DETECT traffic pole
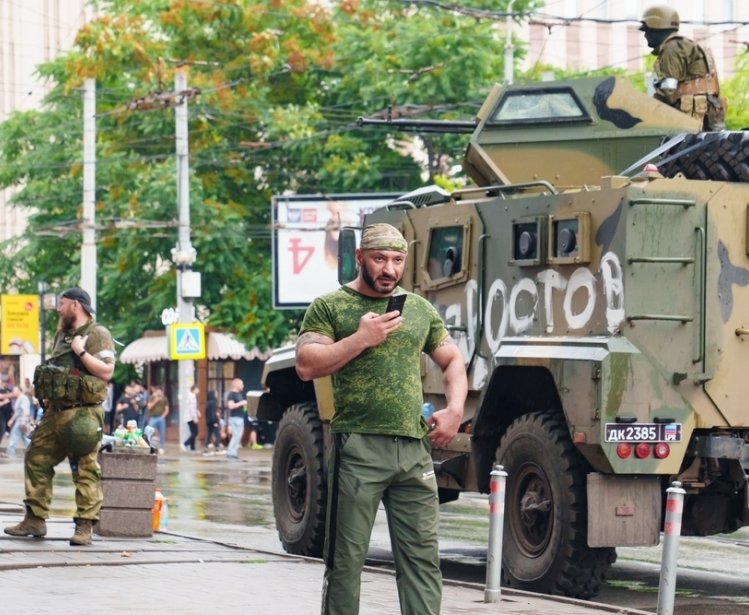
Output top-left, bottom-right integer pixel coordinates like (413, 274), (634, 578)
(485, 463), (508, 603)
(656, 480), (686, 615)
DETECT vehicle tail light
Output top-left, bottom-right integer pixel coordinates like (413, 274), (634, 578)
(616, 443), (632, 459)
(654, 442), (670, 459)
(635, 443), (651, 459)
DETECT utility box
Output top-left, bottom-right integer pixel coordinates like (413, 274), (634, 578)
(96, 449), (158, 538)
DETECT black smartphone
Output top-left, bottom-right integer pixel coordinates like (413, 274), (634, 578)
(386, 294), (407, 315)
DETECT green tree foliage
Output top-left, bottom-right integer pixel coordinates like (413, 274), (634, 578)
(0, 0), (537, 354)
(722, 51), (749, 130)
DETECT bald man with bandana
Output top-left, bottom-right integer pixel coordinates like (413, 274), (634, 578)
(296, 223), (467, 615)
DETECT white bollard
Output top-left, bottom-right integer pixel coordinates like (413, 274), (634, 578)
(656, 480), (686, 615)
(485, 463), (508, 603)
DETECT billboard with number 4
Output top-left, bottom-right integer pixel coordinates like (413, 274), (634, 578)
(271, 193), (400, 308)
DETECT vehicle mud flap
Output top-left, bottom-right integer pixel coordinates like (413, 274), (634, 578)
(433, 454), (468, 488)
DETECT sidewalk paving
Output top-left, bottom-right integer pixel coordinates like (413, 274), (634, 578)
(0, 500), (649, 615)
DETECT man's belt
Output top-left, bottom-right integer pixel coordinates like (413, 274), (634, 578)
(676, 74), (719, 98)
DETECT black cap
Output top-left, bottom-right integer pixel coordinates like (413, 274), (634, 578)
(60, 287), (95, 315)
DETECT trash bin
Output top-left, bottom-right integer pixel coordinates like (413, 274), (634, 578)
(95, 449), (158, 537)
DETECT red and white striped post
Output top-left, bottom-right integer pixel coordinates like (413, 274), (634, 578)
(485, 463), (508, 603)
(656, 480), (686, 615)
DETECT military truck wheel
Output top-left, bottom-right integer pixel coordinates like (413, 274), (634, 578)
(497, 411), (615, 599)
(272, 402), (327, 557)
(658, 132), (749, 182)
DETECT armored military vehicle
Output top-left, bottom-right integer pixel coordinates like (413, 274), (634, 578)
(250, 76), (749, 599)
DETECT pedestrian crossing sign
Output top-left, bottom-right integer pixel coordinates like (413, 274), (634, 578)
(169, 322), (206, 360)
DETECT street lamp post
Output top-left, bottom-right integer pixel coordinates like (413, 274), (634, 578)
(37, 280), (49, 364)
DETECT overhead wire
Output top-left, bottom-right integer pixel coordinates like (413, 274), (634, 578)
(4, 1), (747, 207)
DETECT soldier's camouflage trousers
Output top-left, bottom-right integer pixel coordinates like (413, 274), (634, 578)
(23, 405), (104, 520)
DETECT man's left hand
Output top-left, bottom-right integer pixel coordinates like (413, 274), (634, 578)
(427, 407), (462, 448)
(71, 335), (89, 355)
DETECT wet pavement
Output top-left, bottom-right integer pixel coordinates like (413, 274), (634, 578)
(0, 500), (648, 615)
(0, 442), (747, 614)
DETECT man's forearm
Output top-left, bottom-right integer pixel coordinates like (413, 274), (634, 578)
(295, 332), (366, 381)
(442, 360), (467, 417)
(433, 340), (467, 416)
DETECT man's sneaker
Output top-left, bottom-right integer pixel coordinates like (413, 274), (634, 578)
(4, 509), (47, 538)
(251, 443), (264, 450)
(70, 518), (93, 546)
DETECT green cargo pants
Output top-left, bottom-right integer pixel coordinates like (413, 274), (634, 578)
(23, 405), (104, 520)
(322, 433), (441, 615)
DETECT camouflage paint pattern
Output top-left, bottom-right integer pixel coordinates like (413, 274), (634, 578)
(363, 75), (749, 481)
(257, 77), (749, 551)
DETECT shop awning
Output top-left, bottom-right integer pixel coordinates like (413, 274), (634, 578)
(119, 331), (271, 365)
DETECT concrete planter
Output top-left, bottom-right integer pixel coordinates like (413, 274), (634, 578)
(95, 449), (158, 538)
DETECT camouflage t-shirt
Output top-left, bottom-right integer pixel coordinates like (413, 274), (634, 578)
(300, 285), (448, 438)
(49, 319), (116, 372)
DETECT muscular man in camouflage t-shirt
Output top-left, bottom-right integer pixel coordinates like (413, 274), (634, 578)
(297, 223), (467, 615)
(300, 285), (446, 438)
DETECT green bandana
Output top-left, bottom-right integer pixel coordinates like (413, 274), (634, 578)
(360, 223), (408, 253)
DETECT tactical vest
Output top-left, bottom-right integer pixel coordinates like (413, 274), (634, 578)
(655, 34), (725, 131)
(656, 34), (720, 97)
(34, 320), (108, 406)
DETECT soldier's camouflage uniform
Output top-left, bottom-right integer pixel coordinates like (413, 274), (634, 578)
(25, 319), (115, 521)
(652, 33), (725, 131)
(301, 284), (448, 615)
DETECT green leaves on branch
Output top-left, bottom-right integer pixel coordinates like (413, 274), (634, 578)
(0, 0), (541, 353)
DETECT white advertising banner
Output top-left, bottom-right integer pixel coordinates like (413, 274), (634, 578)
(272, 193), (401, 308)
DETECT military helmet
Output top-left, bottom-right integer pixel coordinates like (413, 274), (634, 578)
(64, 411), (102, 457)
(639, 5), (679, 31)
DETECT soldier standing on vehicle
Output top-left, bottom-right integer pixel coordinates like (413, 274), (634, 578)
(640, 5), (725, 131)
(296, 223), (467, 615)
(4, 287), (115, 546)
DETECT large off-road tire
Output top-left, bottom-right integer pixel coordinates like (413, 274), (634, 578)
(658, 131), (749, 182)
(271, 402), (327, 557)
(497, 411), (615, 599)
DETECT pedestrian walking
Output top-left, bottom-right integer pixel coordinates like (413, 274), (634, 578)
(182, 384), (200, 452)
(225, 378), (246, 459)
(296, 223), (467, 615)
(6, 386), (34, 457)
(4, 287), (115, 546)
(203, 389), (221, 452)
(146, 385), (169, 454)
(0, 387), (13, 449)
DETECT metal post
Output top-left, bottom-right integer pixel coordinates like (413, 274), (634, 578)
(504, 0), (515, 85)
(174, 67), (196, 448)
(37, 281), (48, 364)
(485, 463), (508, 603)
(81, 78), (97, 308)
(656, 481), (686, 615)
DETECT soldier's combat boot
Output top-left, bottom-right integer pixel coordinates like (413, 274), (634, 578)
(70, 518), (94, 546)
(4, 508), (47, 538)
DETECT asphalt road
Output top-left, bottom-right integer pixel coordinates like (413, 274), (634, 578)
(0, 446), (747, 614)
